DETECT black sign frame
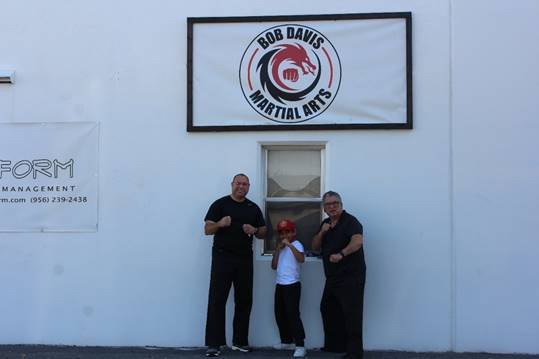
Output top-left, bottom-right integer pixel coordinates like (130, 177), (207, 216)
(187, 12), (413, 132)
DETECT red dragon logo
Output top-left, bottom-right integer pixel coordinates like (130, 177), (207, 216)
(272, 44), (317, 87)
(258, 43), (321, 104)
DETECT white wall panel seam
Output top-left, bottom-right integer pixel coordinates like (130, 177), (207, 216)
(449, 0), (457, 352)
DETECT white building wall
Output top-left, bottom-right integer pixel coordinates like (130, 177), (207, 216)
(452, 0), (539, 353)
(0, 0), (537, 354)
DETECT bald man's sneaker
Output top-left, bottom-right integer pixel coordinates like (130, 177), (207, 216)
(205, 347), (220, 357)
(231, 345), (252, 353)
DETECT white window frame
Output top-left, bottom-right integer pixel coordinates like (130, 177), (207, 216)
(256, 141), (326, 259)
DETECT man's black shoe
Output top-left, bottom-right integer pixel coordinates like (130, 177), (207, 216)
(205, 347), (221, 357)
(231, 344), (252, 353)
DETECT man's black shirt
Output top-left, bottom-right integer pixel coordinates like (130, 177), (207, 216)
(320, 210), (365, 282)
(205, 195), (265, 256)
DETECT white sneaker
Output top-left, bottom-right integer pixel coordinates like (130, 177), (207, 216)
(293, 347), (306, 358)
(273, 343), (296, 350)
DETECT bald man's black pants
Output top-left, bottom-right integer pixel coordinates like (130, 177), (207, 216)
(205, 249), (253, 347)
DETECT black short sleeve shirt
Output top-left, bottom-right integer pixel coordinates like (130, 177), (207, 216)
(204, 195), (266, 255)
(320, 210), (366, 281)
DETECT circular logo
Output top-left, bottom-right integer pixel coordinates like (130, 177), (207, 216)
(239, 24), (342, 123)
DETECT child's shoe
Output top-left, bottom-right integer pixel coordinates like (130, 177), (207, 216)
(293, 347), (306, 357)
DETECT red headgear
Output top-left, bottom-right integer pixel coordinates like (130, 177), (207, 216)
(277, 219), (296, 233)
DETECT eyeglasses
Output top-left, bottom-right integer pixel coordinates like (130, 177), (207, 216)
(323, 201), (340, 207)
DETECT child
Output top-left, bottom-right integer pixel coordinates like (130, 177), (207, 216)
(271, 219), (306, 358)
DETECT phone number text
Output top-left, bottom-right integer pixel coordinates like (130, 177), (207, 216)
(30, 196), (88, 203)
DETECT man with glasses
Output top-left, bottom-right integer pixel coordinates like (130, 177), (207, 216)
(312, 191), (366, 359)
(203, 173), (267, 357)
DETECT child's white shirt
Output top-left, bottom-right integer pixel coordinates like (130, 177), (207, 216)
(276, 240), (304, 285)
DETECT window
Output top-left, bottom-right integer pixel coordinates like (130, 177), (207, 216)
(262, 145), (325, 256)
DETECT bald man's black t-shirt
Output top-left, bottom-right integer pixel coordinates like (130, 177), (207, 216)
(205, 195), (265, 256)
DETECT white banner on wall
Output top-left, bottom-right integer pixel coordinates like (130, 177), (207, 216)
(0, 122), (98, 232)
(187, 13), (412, 131)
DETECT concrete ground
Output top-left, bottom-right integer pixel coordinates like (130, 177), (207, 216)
(0, 346), (537, 359)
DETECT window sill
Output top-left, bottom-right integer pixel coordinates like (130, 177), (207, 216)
(255, 254), (321, 262)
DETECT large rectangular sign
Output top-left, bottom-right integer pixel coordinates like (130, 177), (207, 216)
(187, 13), (412, 131)
(0, 122), (98, 232)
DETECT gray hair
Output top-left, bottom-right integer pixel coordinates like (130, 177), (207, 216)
(322, 190), (342, 203)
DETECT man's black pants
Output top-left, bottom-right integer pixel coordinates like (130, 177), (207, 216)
(320, 277), (365, 359)
(205, 249), (253, 347)
(274, 282), (305, 346)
